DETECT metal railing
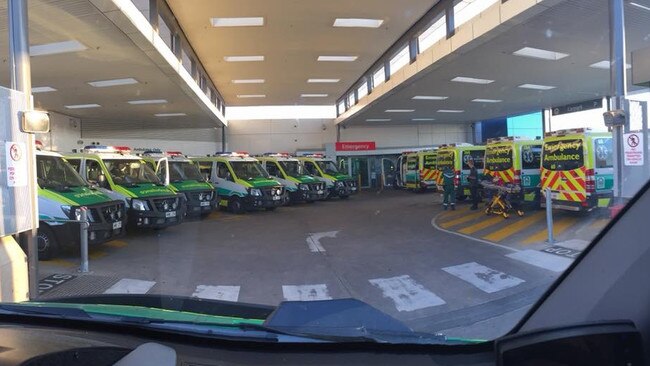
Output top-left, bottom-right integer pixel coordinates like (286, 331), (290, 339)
(44, 207), (90, 273)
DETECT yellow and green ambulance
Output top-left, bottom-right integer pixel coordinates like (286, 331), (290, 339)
(36, 148), (126, 259)
(435, 144), (486, 200)
(191, 152), (285, 213)
(541, 128), (614, 211)
(66, 146), (184, 230)
(484, 137), (543, 205)
(141, 151), (215, 217)
(404, 150), (437, 191)
(257, 154), (327, 204)
(297, 154), (358, 199)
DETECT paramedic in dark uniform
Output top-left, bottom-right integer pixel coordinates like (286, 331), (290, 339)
(467, 158), (480, 210)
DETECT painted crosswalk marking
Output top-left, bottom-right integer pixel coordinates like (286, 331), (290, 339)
(482, 212), (545, 242)
(369, 275), (445, 312)
(282, 284), (332, 301)
(442, 262), (525, 293)
(192, 285), (240, 302)
(523, 217), (578, 244)
(507, 249), (572, 272)
(104, 278), (156, 294)
(306, 231), (338, 253)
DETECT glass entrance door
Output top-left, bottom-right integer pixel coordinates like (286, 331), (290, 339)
(351, 157), (370, 188)
(381, 158), (397, 188)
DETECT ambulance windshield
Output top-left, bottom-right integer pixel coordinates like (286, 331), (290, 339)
(316, 160), (340, 175)
(542, 139), (585, 171)
(169, 161), (204, 182)
(36, 155), (86, 189)
(485, 146), (514, 171)
(231, 161), (269, 180)
(279, 161), (303, 177)
(104, 159), (162, 185)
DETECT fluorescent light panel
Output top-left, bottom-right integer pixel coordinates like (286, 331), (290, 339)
(366, 118), (391, 122)
(412, 95), (448, 100)
(155, 113), (186, 117)
(210, 17), (264, 27)
(412, 118), (435, 121)
(237, 94), (266, 98)
(29, 40), (87, 56)
(518, 83), (556, 90)
(65, 104), (101, 109)
(333, 18), (384, 28)
(513, 47), (569, 61)
(472, 98), (502, 103)
(385, 109), (414, 113)
(224, 56), (264, 62)
(318, 56), (358, 62)
(308, 78), (340, 83)
(88, 78), (138, 88)
(31, 86), (57, 93)
(232, 79), (265, 84)
(589, 60), (632, 69)
(301, 94), (328, 97)
(452, 76), (494, 84)
(437, 109), (464, 113)
(630, 2), (650, 11)
(128, 99), (168, 105)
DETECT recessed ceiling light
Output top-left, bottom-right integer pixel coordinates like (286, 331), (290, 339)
(224, 56), (265, 62)
(412, 95), (448, 100)
(518, 83), (556, 90)
(451, 76), (494, 84)
(232, 79), (265, 84)
(31, 86), (57, 93)
(128, 99), (168, 105)
(308, 78), (340, 83)
(29, 40), (87, 56)
(333, 18), (384, 28)
(237, 94), (266, 98)
(366, 118), (391, 122)
(472, 98), (502, 103)
(513, 47), (569, 61)
(318, 56), (358, 62)
(385, 109), (414, 113)
(412, 118), (435, 121)
(301, 94), (328, 98)
(589, 60), (632, 69)
(437, 109), (464, 113)
(210, 17), (264, 27)
(155, 113), (186, 117)
(630, 2), (650, 11)
(65, 104), (101, 109)
(88, 78), (138, 88)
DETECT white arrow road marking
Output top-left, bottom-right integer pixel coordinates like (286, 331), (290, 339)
(104, 278), (156, 294)
(369, 275), (446, 312)
(506, 250), (572, 272)
(192, 285), (240, 302)
(282, 284), (332, 301)
(442, 262), (525, 293)
(306, 231), (339, 252)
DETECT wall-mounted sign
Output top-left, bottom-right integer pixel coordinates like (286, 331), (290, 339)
(5, 141), (28, 187)
(335, 141), (376, 151)
(624, 132), (644, 166)
(552, 99), (603, 116)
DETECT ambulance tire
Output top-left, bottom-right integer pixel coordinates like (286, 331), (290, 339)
(229, 197), (245, 214)
(36, 226), (59, 261)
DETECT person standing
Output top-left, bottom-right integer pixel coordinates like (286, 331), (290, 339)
(467, 159), (480, 210)
(442, 166), (456, 210)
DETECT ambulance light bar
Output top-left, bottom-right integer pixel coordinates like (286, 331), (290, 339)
(544, 128), (592, 138)
(216, 151), (250, 158)
(486, 136), (533, 144)
(83, 145), (117, 153)
(166, 151), (183, 156)
(35, 140), (44, 151)
(263, 152), (293, 158)
(303, 153), (325, 158)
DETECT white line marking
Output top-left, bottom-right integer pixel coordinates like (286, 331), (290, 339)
(507, 249), (573, 272)
(431, 216), (520, 252)
(282, 284), (332, 301)
(306, 231), (339, 253)
(369, 275), (445, 312)
(442, 262), (525, 293)
(104, 278), (156, 294)
(192, 285), (240, 302)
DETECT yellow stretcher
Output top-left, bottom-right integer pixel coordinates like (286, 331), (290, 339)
(481, 181), (524, 219)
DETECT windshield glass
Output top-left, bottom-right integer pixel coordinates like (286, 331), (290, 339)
(231, 161), (269, 180)
(169, 161), (204, 182)
(104, 159), (161, 185)
(316, 160), (340, 175)
(485, 146), (513, 171)
(542, 139), (585, 171)
(279, 160), (303, 177)
(36, 155), (86, 189)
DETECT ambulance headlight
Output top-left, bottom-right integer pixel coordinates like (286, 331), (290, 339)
(172, 199), (178, 210)
(198, 192), (205, 201)
(336, 181), (344, 188)
(206, 192), (213, 201)
(276, 188), (283, 196)
(250, 188), (262, 197)
(299, 184), (309, 191)
(131, 199), (149, 211)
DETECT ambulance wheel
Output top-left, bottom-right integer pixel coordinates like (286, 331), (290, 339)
(36, 226), (59, 261)
(229, 197), (245, 214)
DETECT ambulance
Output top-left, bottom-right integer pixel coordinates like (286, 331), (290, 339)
(257, 154), (327, 204)
(297, 154), (358, 199)
(141, 151), (216, 217)
(66, 146), (184, 230)
(36, 147), (126, 259)
(404, 150), (437, 191)
(484, 137), (543, 205)
(435, 144), (485, 199)
(540, 128), (614, 211)
(191, 152), (285, 213)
